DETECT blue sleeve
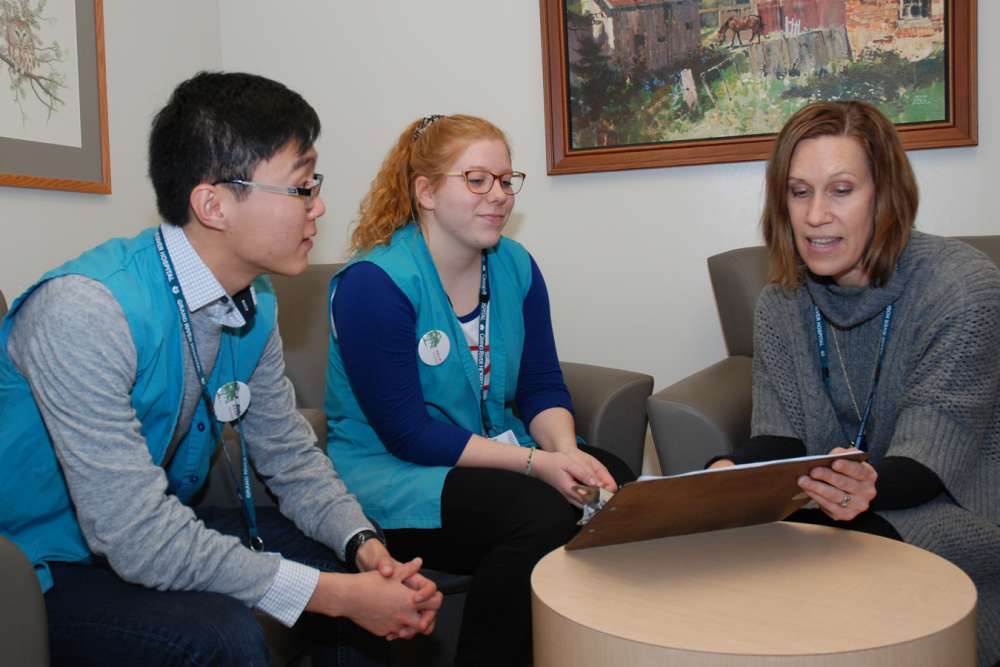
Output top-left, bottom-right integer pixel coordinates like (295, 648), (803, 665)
(332, 262), (472, 466)
(515, 257), (573, 425)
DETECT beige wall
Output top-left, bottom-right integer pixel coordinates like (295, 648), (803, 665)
(0, 1), (221, 300)
(1, 1), (994, 400)
(217, 0), (996, 393)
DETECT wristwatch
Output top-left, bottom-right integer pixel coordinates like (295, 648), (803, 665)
(345, 529), (384, 571)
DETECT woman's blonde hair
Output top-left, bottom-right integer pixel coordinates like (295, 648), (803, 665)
(761, 100), (918, 288)
(350, 114), (510, 253)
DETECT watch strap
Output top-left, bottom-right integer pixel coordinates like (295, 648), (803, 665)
(345, 529), (382, 570)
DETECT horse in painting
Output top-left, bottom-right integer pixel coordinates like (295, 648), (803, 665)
(717, 14), (763, 48)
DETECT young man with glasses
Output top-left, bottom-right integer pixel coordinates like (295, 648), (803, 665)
(0, 71), (439, 666)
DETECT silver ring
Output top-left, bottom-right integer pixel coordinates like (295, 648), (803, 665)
(839, 494), (852, 509)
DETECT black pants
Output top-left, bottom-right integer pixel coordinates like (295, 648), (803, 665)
(386, 445), (635, 667)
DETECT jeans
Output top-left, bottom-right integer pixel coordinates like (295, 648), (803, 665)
(44, 506), (389, 667)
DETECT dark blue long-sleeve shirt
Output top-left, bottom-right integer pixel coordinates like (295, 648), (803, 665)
(331, 257), (572, 467)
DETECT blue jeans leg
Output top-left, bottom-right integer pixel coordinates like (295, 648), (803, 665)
(45, 560), (271, 666)
(44, 506), (389, 667)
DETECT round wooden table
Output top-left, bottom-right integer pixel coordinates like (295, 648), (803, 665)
(531, 522), (977, 666)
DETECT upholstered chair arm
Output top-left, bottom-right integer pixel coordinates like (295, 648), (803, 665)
(647, 356), (752, 476)
(0, 535), (49, 667)
(560, 361), (654, 477)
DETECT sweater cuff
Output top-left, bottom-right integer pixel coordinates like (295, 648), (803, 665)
(869, 456), (944, 511)
(706, 435), (805, 468)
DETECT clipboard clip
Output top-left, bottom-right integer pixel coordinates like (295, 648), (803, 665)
(573, 485), (614, 526)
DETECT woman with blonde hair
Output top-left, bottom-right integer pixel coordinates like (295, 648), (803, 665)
(712, 100), (1000, 664)
(324, 114), (634, 665)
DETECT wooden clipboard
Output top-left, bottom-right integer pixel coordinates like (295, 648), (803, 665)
(566, 451), (869, 551)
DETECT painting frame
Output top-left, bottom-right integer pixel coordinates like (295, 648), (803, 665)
(540, 0), (977, 175)
(0, 0), (110, 193)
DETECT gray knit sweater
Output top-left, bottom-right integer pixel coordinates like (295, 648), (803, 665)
(752, 232), (1000, 665)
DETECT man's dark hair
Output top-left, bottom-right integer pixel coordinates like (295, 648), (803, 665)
(149, 71), (321, 226)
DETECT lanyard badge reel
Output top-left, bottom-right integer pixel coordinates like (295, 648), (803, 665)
(214, 380), (263, 552)
(155, 230), (263, 552)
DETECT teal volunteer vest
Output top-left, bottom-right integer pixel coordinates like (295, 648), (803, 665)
(0, 227), (276, 591)
(325, 223), (534, 528)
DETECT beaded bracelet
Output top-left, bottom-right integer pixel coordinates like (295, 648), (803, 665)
(525, 447), (536, 476)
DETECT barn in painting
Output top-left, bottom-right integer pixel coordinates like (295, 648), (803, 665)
(569, 0), (702, 71)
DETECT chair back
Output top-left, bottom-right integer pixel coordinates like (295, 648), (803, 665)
(706, 235), (1000, 360)
(1, 287), (7, 319)
(268, 263), (342, 409)
(707, 246), (769, 358)
(955, 236), (1000, 267)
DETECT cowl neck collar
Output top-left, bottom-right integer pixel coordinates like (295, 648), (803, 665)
(804, 233), (915, 328)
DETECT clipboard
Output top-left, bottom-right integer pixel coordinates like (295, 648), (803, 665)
(565, 451), (869, 551)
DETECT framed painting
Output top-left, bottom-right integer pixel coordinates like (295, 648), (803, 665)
(540, 0), (977, 175)
(0, 0), (110, 193)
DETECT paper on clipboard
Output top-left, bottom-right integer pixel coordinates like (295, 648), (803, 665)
(566, 451), (868, 551)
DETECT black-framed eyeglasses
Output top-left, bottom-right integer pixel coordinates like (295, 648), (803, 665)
(215, 173), (324, 209)
(445, 169), (526, 195)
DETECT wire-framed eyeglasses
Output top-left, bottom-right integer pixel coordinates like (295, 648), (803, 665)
(445, 169), (526, 195)
(216, 173), (324, 209)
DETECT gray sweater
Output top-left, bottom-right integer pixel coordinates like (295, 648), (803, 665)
(752, 232), (1000, 665)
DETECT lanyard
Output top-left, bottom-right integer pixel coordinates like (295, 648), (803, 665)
(476, 252), (493, 436)
(813, 303), (893, 451)
(154, 230), (262, 551)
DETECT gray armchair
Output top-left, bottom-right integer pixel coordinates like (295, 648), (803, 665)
(646, 235), (1000, 477)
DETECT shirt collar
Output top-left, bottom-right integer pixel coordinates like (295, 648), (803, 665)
(159, 223), (254, 328)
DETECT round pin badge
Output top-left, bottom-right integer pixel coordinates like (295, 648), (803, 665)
(418, 329), (450, 366)
(213, 381), (251, 422)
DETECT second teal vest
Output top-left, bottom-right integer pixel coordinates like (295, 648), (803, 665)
(324, 224), (533, 528)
